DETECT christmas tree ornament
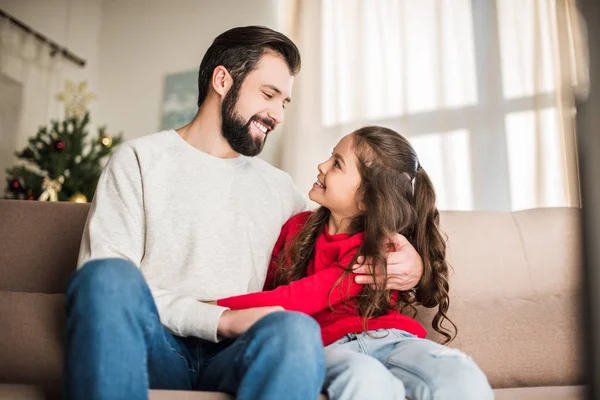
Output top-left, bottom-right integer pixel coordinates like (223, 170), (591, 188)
(9, 178), (22, 192)
(38, 176), (65, 202)
(99, 135), (113, 148)
(69, 193), (88, 203)
(56, 80), (96, 119)
(53, 139), (65, 151)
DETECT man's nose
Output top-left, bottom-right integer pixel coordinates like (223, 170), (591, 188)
(267, 106), (283, 126)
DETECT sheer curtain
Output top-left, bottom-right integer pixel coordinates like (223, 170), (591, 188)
(0, 16), (67, 186)
(279, 0), (587, 211)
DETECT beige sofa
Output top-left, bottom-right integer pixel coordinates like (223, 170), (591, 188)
(0, 200), (586, 399)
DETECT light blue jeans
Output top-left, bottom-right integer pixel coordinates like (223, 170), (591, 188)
(324, 329), (493, 400)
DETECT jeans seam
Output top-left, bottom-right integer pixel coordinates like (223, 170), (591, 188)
(384, 358), (437, 396)
(168, 339), (195, 373)
(355, 335), (370, 355)
(237, 339), (251, 370)
(195, 341), (202, 374)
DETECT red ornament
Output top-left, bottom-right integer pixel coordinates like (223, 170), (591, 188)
(26, 194), (35, 200)
(9, 178), (22, 191)
(54, 140), (65, 151)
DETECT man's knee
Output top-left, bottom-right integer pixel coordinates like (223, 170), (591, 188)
(257, 311), (321, 342)
(250, 311), (324, 362)
(67, 258), (147, 309)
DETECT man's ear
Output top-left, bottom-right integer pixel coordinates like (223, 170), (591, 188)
(211, 66), (233, 98)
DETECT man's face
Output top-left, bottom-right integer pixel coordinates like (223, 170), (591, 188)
(221, 53), (294, 157)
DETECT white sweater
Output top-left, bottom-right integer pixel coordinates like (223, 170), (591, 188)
(78, 130), (309, 342)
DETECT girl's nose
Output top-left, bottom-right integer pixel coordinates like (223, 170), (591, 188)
(317, 161), (326, 174)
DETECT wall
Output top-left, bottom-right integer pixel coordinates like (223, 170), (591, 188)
(97, 0), (285, 165)
(0, 0), (102, 184)
(0, 0), (287, 189)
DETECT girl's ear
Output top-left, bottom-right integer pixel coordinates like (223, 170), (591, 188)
(357, 194), (367, 212)
(358, 201), (367, 212)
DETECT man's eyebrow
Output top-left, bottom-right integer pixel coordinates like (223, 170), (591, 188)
(262, 84), (291, 103)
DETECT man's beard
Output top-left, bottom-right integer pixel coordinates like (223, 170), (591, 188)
(221, 84), (273, 157)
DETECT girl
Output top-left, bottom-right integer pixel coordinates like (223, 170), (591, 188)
(217, 126), (492, 400)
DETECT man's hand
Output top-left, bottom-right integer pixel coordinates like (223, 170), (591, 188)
(352, 233), (423, 291)
(217, 306), (284, 338)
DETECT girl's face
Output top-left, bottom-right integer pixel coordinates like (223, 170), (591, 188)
(309, 133), (363, 219)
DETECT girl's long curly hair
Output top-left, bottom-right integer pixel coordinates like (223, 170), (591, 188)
(274, 126), (457, 343)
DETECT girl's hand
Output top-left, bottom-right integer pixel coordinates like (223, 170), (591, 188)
(352, 233), (423, 291)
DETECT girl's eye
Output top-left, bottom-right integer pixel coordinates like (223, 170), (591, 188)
(334, 160), (341, 169)
(264, 92), (273, 99)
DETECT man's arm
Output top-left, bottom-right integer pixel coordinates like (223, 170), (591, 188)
(78, 145), (230, 342)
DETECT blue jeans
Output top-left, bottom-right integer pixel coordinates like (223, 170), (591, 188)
(63, 258), (326, 400)
(325, 329), (494, 400)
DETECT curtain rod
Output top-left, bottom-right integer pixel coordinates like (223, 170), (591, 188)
(0, 8), (86, 68)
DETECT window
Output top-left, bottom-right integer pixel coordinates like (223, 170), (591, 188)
(321, 0), (574, 211)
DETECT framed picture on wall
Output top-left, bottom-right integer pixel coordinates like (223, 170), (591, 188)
(160, 70), (198, 130)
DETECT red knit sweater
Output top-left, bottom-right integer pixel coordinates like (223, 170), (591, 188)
(217, 211), (427, 345)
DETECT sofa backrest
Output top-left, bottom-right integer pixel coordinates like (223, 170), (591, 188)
(0, 200), (90, 293)
(0, 200), (584, 391)
(0, 200), (89, 397)
(418, 207), (583, 388)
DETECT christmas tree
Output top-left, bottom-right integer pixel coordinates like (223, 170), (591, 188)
(4, 80), (123, 203)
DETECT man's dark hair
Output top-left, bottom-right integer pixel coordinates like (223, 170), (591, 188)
(197, 26), (301, 107)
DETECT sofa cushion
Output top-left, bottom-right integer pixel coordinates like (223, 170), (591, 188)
(0, 291), (64, 397)
(0, 200), (89, 293)
(417, 293), (582, 388)
(0, 384), (46, 400)
(494, 385), (586, 399)
(149, 390), (232, 399)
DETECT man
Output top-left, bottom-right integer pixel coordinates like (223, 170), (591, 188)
(64, 26), (423, 400)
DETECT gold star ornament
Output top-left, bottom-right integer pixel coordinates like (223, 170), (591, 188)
(56, 80), (96, 119)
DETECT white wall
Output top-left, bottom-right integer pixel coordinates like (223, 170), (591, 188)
(0, 0), (287, 182)
(0, 0), (102, 185)
(98, 0), (285, 165)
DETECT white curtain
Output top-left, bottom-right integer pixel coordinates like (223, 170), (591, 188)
(279, 0), (587, 211)
(0, 15), (67, 185)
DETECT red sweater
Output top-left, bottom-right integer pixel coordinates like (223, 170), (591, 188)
(217, 211), (427, 345)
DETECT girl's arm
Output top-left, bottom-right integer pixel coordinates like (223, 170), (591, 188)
(217, 252), (363, 314)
